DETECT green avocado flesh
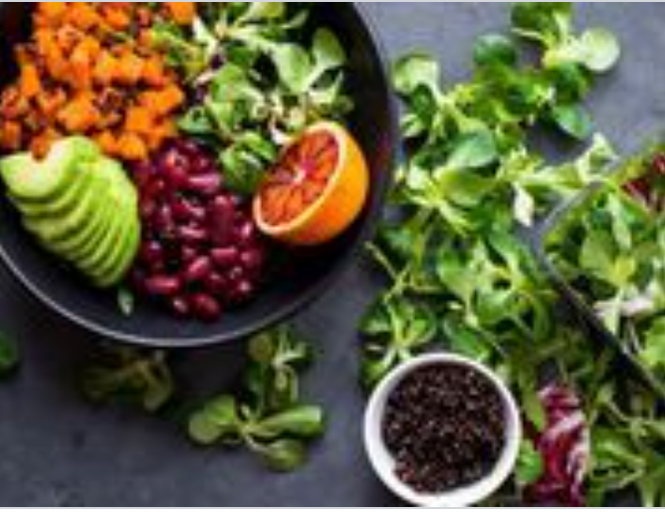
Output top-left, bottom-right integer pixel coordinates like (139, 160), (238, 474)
(1, 137), (99, 202)
(0, 137), (140, 289)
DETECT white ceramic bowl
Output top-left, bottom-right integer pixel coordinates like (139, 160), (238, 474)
(364, 353), (522, 508)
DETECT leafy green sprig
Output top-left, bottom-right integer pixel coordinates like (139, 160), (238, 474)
(361, 2), (619, 393)
(546, 149), (665, 391)
(80, 346), (174, 413)
(188, 326), (325, 471)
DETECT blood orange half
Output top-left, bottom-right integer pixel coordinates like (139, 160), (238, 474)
(254, 121), (370, 246)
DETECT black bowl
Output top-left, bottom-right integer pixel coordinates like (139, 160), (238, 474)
(0, 3), (397, 348)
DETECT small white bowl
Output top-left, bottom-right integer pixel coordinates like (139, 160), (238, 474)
(364, 353), (522, 508)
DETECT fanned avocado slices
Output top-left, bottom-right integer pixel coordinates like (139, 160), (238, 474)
(0, 137), (140, 289)
(0, 137), (99, 202)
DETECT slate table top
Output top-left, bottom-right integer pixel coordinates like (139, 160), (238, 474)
(0, 2), (663, 507)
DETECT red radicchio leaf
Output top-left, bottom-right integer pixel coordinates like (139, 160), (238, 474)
(623, 152), (664, 212)
(525, 385), (590, 507)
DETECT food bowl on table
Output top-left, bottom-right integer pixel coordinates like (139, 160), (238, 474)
(0, 3), (397, 347)
(364, 353), (522, 508)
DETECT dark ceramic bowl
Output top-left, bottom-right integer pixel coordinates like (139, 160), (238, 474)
(0, 3), (397, 347)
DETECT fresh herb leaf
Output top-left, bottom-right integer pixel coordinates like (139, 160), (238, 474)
(474, 33), (518, 68)
(188, 395), (241, 445)
(117, 286), (135, 317)
(551, 103), (593, 140)
(447, 129), (499, 170)
(187, 326), (324, 472)
(393, 52), (441, 96)
(80, 347), (174, 413)
(516, 439), (545, 487)
(252, 438), (307, 472)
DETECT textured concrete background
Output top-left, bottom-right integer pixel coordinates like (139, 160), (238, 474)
(0, 3), (663, 507)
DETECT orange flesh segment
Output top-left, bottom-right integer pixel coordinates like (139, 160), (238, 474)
(259, 131), (340, 226)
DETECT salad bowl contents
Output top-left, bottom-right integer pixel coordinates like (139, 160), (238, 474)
(0, 2), (395, 345)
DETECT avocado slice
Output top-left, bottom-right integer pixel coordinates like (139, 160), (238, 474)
(48, 174), (115, 262)
(90, 216), (141, 288)
(1, 137), (99, 202)
(79, 161), (140, 288)
(80, 203), (137, 288)
(49, 157), (136, 262)
(23, 161), (105, 251)
(12, 170), (90, 220)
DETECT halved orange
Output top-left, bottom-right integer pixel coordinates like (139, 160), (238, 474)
(254, 121), (370, 246)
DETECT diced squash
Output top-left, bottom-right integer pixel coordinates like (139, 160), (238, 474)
(117, 133), (148, 161)
(115, 52), (145, 85)
(125, 107), (153, 135)
(0, 121), (22, 151)
(57, 95), (100, 133)
(165, 3), (197, 25)
(1, 2), (183, 160)
(19, 64), (41, 99)
(36, 88), (67, 117)
(95, 131), (118, 155)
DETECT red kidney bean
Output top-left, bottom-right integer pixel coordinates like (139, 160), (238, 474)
(145, 178), (166, 201)
(235, 280), (255, 302)
(210, 247), (240, 268)
(140, 240), (164, 266)
(191, 293), (222, 321)
(164, 161), (190, 189)
(173, 199), (207, 223)
(181, 245), (198, 265)
(130, 141), (267, 323)
(240, 248), (264, 273)
(228, 266), (244, 284)
(204, 272), (227, 295)
(170, 296), (192, 318)
(144, 276), (182, 297)
(155, 204), (175, 233)
(208, 196), (235, 246)
(178, 225), (208, 245)
(185, 256), (213, 284)
(237, 220), (256, 246)
(186, 174), (222, 196)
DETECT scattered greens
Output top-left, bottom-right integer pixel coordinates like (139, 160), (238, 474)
(550, 329), (664, 507)
(546, 148), (665, 394)
(188, 326), (325, 471)
(515, 439), (545, 488)
(80, 346), (174, 413)
(511, 3), (621, 73)
(152, 3), (352, 194)
(360, 2), (662, 506)
(361, 2), (619, 391)
(0, 331), (19, 378)
(116, 286), (136, 317)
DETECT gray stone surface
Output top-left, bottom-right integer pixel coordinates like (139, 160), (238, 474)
(0, 3), (663, 507)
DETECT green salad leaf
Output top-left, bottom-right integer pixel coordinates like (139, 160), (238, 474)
(355, 3), (661, 506)
(516, 439), (545, 487)
(155, 3), (353, 195)
(546, 154), (665, 389)
(188, 326), (324, 472)
(80, 347), (174, 413)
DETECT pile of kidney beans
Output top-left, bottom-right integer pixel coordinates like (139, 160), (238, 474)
(130, 140), (267, 322)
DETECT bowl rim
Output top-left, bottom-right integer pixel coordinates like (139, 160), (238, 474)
(364, 353), (523, 508)
(0, 2), (399, 348)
